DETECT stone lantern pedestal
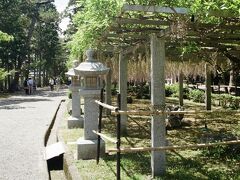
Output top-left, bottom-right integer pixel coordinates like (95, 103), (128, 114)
(66, 61), (84, 129)
(74, 49), (109, 160)
(77, 90), (105, 159)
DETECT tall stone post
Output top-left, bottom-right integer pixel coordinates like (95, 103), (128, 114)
(205, 63), (211, 110)
(179, 71), (184, 106)
(150, 34), (166, 176)
(119, 50), (128, 132)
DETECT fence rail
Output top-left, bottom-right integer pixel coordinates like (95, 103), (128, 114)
(95, 90), (240, 180)
(108, 139), (240, 153)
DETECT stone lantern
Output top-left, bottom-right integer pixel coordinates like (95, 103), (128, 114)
(74, 49), (109, 159)
(65, 60), (83, 128)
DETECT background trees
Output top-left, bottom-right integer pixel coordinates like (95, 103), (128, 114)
(0, 0), (67, 92)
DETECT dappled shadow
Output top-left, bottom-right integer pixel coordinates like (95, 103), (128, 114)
(0, 97), (51, 107)
(0, 105), (33, 110)
(0, 88), (67, 107)
(103, 152), (151, 178)
(37, 89), (67, 97)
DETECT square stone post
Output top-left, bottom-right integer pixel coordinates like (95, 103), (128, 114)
(77, 90), (105, 160)
(150, 34), (166, 176)
(119, 50), (128, 132)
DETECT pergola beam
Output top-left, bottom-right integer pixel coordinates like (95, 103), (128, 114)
(116, 18), (170, 26)
(122, 4), (189, 14)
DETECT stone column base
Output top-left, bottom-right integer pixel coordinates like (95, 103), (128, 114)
(77, 138), (105, 160)
(67, 116), (84, 129)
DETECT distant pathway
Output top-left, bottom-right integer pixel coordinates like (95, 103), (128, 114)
(0, 88), (67, 180)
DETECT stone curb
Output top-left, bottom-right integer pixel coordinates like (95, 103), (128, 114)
(43, 98), (64, 179)
(56, 100), (82, 180)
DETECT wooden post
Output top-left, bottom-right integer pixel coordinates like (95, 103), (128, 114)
(119, 50), (127, 132)
(150, 34), (166, 176)
(179, 71), (183, 106)
(205, 63), (211, 110)
(97, 88), (104, 164)
(116, 94), (121, 180)
(105, 61), (112, 115)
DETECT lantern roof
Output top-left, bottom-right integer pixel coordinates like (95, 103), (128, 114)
(65, 60), (79, 77)
(65, 68), (76, 76)
(74, 49), (109, 76)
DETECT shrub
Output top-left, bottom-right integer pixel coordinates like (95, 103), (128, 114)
(229, 96), (240, 109)
(67, 90), (72, 99)
(189, 89), (205, 103)
(165, 84), (178, 97)
(165, 84), (190, 99)
(216, 94), (240, 109)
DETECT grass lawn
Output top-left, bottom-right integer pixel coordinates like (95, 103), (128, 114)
(60, 97), (240, 180)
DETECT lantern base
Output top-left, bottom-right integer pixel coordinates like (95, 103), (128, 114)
(77, 138), (105, 160)
(67, 116), (84, 129)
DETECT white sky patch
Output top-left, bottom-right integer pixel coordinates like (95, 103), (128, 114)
(54, 0), (70, 32)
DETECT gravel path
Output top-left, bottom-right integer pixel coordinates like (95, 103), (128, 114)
(0, 88), (67, 180)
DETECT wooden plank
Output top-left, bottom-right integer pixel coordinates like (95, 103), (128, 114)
(108, 140), (240, 153)
(116, 18), (170, 26)
(111, 109), (240, 116)
(122, 4), (189, 14)
(95, 100), (118, 111)
(189, 23), (240, 30)
(92, 130), (117, 144)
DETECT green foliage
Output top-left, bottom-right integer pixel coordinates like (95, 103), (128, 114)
(0, 68), (8, 81)
(0, 1), (67, 90)
(189, 89), (205, 103)
(69, 0), (122, 57)
(111, 87), (118, 96)
(165, 84), (189, 99)
(0, 31), (13, 42)
(212, 93), (240, 109)
(165, 84), (179, 97)
(181, 42), (200, 57)
(68, 0), (239, 59)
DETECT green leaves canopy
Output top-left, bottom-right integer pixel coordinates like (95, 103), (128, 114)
(69, 0), (239, 58)
(69, 0), (122, 58)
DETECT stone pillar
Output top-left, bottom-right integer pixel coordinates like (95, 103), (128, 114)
(205, 63), (211, 110)
(67, 78), (83, 129)
(77, 90), (105, 159)
(179, 71), (184, 106)
(150, 34), (166, 176)
(105, 69), (112, 115)
(119, 50), (127, 132)
(83, 93), (99, 139)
